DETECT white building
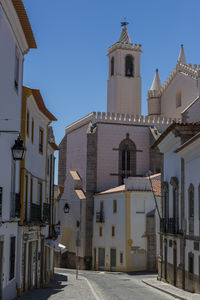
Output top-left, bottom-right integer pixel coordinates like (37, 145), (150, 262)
(153, 123), (200, 293)
(92, 175), (161, 272)
(16, 87), (57, 296)
(0, 1), (36, 299)
(58, 24), (200, 270)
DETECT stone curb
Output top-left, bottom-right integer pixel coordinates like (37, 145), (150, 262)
(142, 280), (187, 300)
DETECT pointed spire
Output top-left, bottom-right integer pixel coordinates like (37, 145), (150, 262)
(150, 69), (162, 91)
(178, 44), (186, 64)
(119, 26), (131, 44)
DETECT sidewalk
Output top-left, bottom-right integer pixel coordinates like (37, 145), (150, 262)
(142, 277), (200, 300)
(14, 272), (97, 300)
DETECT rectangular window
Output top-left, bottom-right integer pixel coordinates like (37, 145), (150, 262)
(24, 175), (28, 221)
(99, 226), (102, 237)
(113, 200), (117, 213)
(0, 187), (2, 217)
(112, 226), (115, 237)
(26, 111), (29, 137)
(31, 118), (34, 143)
(14, 50), (19, 91)
(39, 127), (44, 154)
(10, 162), (16, 217)
(47, 157), (49, 176)
(38, 182), (42, 205)
(188, 253), (194, 273)
(9, 237), (16, 280)
(136, 199), (145, 213)
(30, 178), (33, 204)
(100, 201), (104, 213)
(120, 252), (123, 264)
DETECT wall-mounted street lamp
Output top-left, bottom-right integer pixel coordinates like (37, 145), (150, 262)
(0, 130), (25, 161)
(11, 135), (26, 160)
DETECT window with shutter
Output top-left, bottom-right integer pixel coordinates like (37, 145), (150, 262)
(9, 237), (16, 280)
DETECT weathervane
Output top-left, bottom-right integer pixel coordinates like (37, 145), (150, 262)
(121, 17), (129, 27)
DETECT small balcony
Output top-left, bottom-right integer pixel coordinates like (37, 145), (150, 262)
(160, 218), (179, 234)
(96, 211), (104, 223)
(43, 203), (50, 224)
(30, 203), (41, 222)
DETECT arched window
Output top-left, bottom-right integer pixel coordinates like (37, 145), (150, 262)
(176, 89), (181, 108)
(111, 57), (114, 76)
(125, 55), (134, 77)
(119, 133), (136, 184)
(162, 182), (169, 220)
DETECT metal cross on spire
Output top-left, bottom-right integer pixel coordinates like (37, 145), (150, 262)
(121, 17), (129, 27)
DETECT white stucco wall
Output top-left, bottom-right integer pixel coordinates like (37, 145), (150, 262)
(93, 192), (126, 269)
(163, 141), (182, 222)
(58, 173), (86, 258)
(107, 48), (141, 115)
(0, 224), (18, 300)
(93, 189), (160, 270)
(184, 152), (200, 236)
(160, 73), (197, 119)
(130, 191), (160, 267)
(0, 4), (25, 299)
(66, 124), (88, 191)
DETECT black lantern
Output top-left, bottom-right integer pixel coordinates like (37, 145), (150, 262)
(11, 136), (25, 160)
(64, 203), (70, 213)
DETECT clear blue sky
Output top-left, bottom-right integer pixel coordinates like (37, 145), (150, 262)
(22, 0), (200, 182)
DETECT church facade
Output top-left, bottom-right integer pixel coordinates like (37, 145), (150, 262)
(57, 25), (199, 269)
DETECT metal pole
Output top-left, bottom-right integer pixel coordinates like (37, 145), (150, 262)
(148, 172), (161, 220)
(76, 245), (79, 279)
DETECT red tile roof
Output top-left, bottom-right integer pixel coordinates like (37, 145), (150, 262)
(12, 0), (37, 49)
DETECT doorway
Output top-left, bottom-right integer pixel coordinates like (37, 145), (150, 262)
(93, 248), (96, 270)
(98, 248), (105, 270)
(173, 243), (177, 286)
(110, 248), (116, 271)
(164, 240), (167, 281)
(0, 241), (3, 300)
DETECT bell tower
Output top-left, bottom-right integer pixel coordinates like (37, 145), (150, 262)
(107, 23), (142, 115)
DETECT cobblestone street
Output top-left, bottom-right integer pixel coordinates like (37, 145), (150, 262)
(14, 268), (176, 300)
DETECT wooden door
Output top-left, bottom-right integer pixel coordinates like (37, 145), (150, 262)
(93, 248), (96, 270)
(173, 246), (177, 286)
(0, 241), (3, 300)
(164, 242), (167, 281)
(98, 248), (105, 270)
(110, 248), (116, 271)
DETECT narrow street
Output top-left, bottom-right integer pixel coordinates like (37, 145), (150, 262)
(15, 268), (175, 300)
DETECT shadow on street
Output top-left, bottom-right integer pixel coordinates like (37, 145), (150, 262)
(14, 273), (68, 300)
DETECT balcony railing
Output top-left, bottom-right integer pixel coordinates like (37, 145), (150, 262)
(160, 218), (179, 234)
(30, 203), (41, 222)
(96, 211), (104, 223)
(43, 203), (50, 223)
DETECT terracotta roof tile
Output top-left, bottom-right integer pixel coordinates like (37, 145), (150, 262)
(31, 89), (57, 121)
(49, 142), (59, 151)
(151, 180), (161, 197)
(98, 185), (125, 195)
(12, 0), (37, 49)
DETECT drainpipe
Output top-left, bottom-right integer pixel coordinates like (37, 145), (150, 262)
(52, 156), (55, 237)
(49, 154), (52, 238)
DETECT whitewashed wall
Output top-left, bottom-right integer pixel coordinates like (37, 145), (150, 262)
(93, 192), (126, 269)
(160, 73), (197, 119)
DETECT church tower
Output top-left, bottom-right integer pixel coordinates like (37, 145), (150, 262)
(107, 24), (142, 115)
